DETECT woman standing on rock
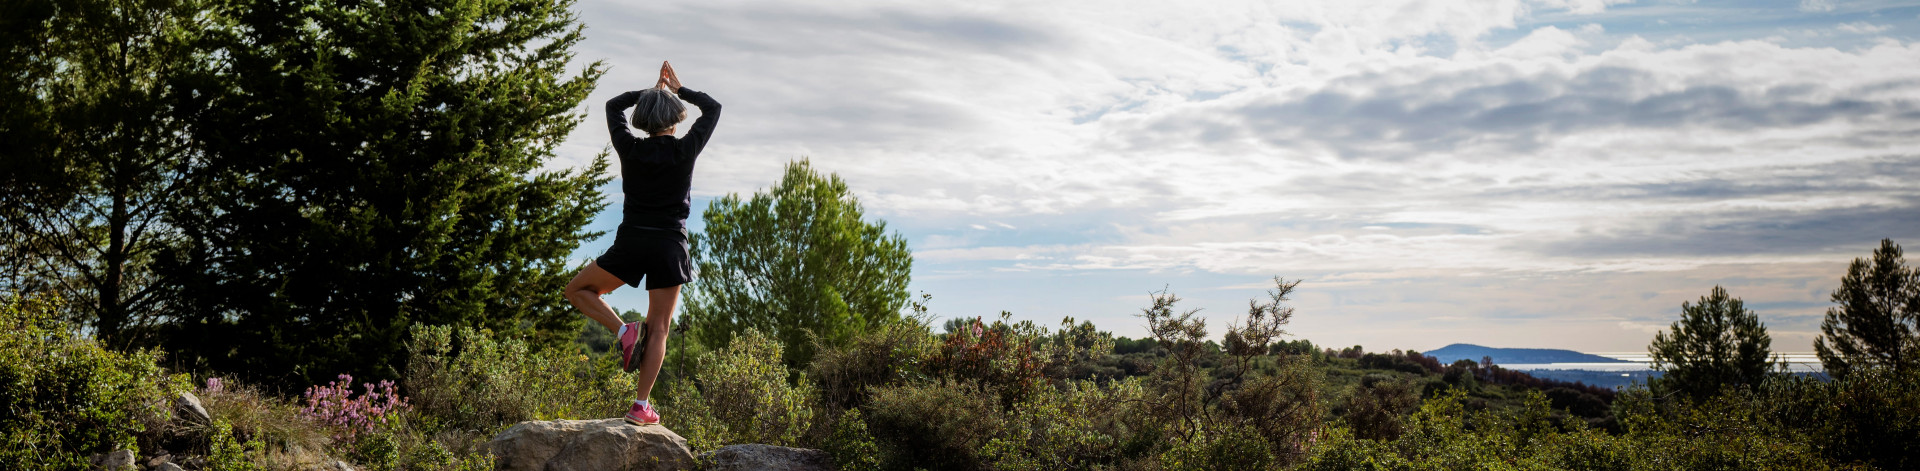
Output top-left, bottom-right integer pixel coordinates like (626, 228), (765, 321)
(563, 61), (719, 426)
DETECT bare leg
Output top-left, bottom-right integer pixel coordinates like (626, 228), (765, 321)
(564, 261), (627, 333)
(634, 285), (680, 401)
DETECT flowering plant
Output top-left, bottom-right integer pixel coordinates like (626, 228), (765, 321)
(299, 374), (411, 443)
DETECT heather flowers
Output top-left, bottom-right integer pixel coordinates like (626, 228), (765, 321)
(300, 374), (410, 443)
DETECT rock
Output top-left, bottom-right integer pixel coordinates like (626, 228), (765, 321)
(89, 449), (134, 471)
(174, 391), (211, 425)
(330, 460), (355, 471)
(698, 444), (832, 471)
(488, 419), (695, 471)
(144, 453), (172, 468)
(154, 463), (186, 471)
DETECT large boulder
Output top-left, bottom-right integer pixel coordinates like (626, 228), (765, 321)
(488, 419), (695, 471)
(698, 444), (832, 471)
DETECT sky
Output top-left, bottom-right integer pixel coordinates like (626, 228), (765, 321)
(553, 0), (1920, 353)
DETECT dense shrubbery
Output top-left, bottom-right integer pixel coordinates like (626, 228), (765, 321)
(0, 294), (188, 470)
(9, 272), (1920, 470)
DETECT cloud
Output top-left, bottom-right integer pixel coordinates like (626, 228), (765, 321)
(1799, 0), (1836, 13)
(1837, 22), (1891, 34)
(562, 0), (1920, 351)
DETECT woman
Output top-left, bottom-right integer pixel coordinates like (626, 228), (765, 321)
(563, 61), (719, 426)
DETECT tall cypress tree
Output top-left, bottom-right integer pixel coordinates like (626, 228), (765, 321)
(1816, 239), (1920, 379)
(166, 0), (609, 386)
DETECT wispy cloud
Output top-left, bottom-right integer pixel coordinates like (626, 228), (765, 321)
(566, 0), (1920, 351)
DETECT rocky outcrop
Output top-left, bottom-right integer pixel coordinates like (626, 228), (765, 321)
(698, 444), (832, 471)
(488, 419), (696, 471)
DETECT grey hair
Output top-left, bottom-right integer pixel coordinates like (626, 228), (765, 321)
(631, 88), (688, 136)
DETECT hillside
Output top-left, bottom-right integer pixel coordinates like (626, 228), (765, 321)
(1425, 343), (1633, 364)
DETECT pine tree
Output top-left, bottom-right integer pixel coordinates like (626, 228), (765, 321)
(163, 0), (609, 386)
(1648, 285), (1775, 399)
(0, 0), (209, 346)
(1816, 239), (1920, 379)
(682, 159), (914, 370)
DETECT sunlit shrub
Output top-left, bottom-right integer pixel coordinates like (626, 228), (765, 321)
(206, 419), (265, 471)
(404, 324), (633, 434)
(981, 378), (1154, 470)
(666, 328), (816, 452)
(821, 408), (881, 471)
(0, 294), (189, 470)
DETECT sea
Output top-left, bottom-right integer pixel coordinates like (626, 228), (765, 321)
(1503, 352), (1824, 389)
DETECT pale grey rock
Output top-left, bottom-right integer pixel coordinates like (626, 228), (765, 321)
(89, 449), (134, 471)
(698, 444), (832, 471)
(488, 418), (695, 471)
(154, 462), (186, 471)
(174, 391), (211, 425)
(331, 460), (355, 471)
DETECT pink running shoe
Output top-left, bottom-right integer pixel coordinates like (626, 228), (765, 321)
(624, 402), (660, 425)
(617, 321), (647, 372)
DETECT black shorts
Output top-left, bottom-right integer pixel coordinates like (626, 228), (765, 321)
(595, 225), (694, 290)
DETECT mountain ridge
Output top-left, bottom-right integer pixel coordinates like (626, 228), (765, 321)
(1422, 343), (1633, 364)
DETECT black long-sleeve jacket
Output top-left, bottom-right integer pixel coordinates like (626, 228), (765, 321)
(606, 87), (721, 231)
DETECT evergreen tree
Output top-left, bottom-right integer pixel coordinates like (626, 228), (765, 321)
(1648, 285), (1774, 399)
(1816, 239), (1920, 379)
(683, 159), (913, 370)
(0, 0), (209, 346)
(163, 0), (609, 386)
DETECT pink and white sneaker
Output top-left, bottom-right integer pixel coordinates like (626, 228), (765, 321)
(617, 321), (647, 372)
(624, 402), (660, 425)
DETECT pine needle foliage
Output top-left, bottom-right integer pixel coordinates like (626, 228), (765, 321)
(1816, 238), (1920, 379)
(1648, 285), (1775, 400)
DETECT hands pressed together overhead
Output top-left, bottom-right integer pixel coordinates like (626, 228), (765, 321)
(654, 61), (682, 92)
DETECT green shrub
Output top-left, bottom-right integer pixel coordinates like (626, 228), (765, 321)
(0, 294), (189, 470)
(864, 381), (1004, 471)
(809, 313), (935, 411)
(981, 378), (1153, 470)
(1158, 422), (1274, 471)
(665, 328), (817, 452)
(206, 419), (265, 471)
(1746, 370), (1920, 468)
(821, 408), (881, 471)
(1343, 374), (1419, 440)
(404, 324), (633, 434)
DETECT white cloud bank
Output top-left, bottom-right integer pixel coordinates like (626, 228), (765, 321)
(564, 0), (1920, 351)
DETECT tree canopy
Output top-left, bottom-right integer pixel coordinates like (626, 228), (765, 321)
(682, 159), (913, 370)
(1816, 239), (1920, 379)
(1648, 285), (1774, 399)
(2, 0), (611, 388)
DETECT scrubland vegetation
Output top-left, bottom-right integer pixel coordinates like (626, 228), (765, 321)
(9, 0), (1919, 467)
(6, 262), (1917, 470)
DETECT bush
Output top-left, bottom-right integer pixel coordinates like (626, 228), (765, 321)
(666, 328), (817, 452)
(0, 294), (189, 470)
(404, 324), (633, 435)
(809, 308), (935, 411)
(863, 381), (1005, 471)
(1342, 374), (1418, 440)
(821, 408), (881, 471)
(981, 378), (1154, 469)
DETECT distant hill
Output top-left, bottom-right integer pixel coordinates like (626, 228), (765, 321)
(1423, 343), (1632, 365)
